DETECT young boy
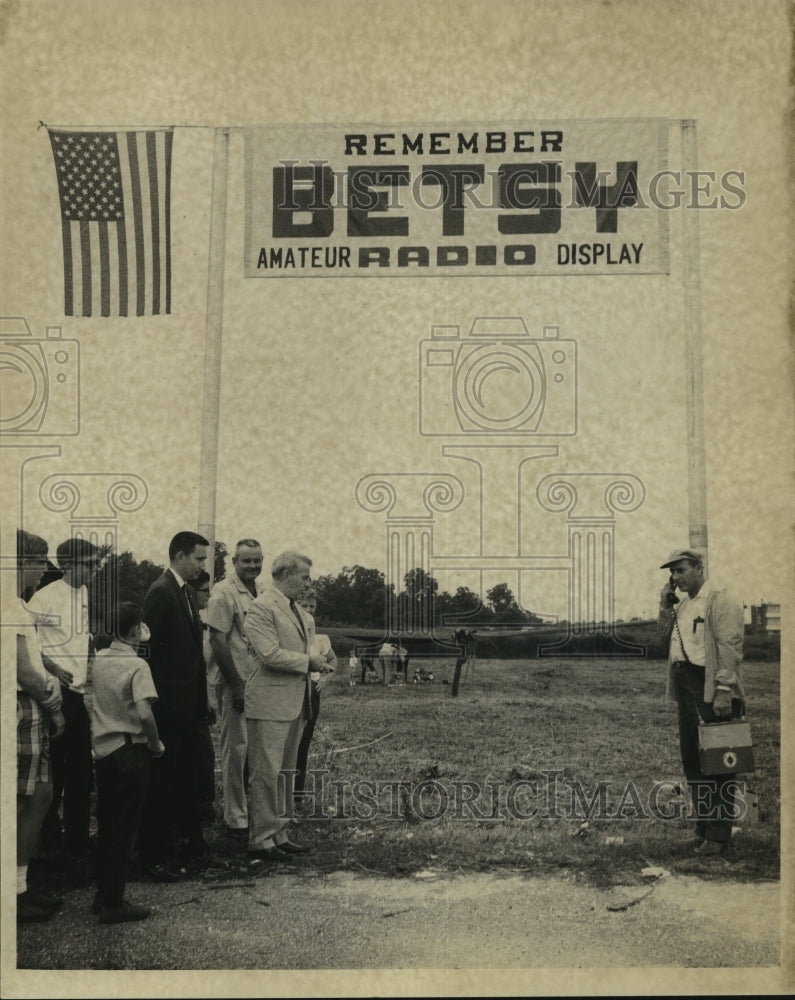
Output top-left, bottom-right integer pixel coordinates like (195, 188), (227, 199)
(91, 602), (164, 923)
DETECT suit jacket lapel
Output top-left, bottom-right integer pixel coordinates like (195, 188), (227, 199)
(273, 587), (307, 647)
(184, 584), (201, 638)
(167, 569), (199, 637)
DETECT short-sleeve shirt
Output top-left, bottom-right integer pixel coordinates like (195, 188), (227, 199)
(27, 579), (91, 693)
(670, 580), (713, 666)
(91, 641), (158, 759)
(16, 600), (49, 693)
(205, 572), (263, 685)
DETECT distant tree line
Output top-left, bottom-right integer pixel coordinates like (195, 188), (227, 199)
(83, 549), (542, 633)
(81, 543), (228, 639)
(312, 565), (543, 630)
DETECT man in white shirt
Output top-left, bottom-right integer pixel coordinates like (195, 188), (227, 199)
(658, 548), (746, 856)
(206, 539), (264, 839)
(16, 529), (65, 922)
(28, 537), (101, 859)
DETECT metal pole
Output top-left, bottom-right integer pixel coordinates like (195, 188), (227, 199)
(197, 128), (229, 577)
(680, 120), (709, 578)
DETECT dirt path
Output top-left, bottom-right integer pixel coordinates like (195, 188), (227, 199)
(11, 868), (788, 996)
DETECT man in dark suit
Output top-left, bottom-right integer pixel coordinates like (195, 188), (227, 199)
(138, 531), (212, 880)
(244, 551), (331, 861)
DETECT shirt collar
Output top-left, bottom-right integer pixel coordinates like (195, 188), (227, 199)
(267, 583), (292, 610)
(693, 579), (712, 600)
(169, 566), (187, 588)
(232, 571), (261, 595)
(108, 639), (138, 653)
(682, 578), (712, 604)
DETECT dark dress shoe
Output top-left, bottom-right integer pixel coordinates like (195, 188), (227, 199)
(225, 826), (249, 842)
(17, 894), (57, 922)
(99, 900), (151, 924)
(275, 839), (311, 855)
(694, 839), (725, 857)
(247, 847), (285, 863)
(22, 887), (63, 910)
(142, 862), (186, 883)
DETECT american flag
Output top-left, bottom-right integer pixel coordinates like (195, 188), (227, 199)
(48, 129), (173, 317)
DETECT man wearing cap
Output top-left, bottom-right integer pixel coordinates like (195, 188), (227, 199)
(658, 548), (746, 855)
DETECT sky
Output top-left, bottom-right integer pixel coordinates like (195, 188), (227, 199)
(1, 1), (791, 629)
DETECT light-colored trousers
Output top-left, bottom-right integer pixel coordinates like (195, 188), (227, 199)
(215, 679), (249, 830)
(246, 706), (306, 850)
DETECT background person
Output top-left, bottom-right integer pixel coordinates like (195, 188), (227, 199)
(16, 529), (66, 922)
(28, 537), (101, 861)
(206, 539), (264, 840)
(658, 548), (746, 855)
(294, 590), (337, 806)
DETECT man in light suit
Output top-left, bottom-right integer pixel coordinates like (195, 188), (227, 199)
(138, 531), (211, 880)
(244, 551), (331, 861)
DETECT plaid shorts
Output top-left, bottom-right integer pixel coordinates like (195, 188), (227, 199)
(17, 693), (51, 795)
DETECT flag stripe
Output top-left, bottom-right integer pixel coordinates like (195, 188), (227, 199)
(164, 130), (173, 313)
(147, 131), (161, 314)
(125, 133), (146, 316)
(98, 220), (110, 316)
(79, 219), (92, 317)
(117, 217), (128, 316)
(61, 216), (74, 316)
(49, 128), (172, 317)
(70, 222), (82, 317)
(107, 222), (119, 316)
(136, 134), (154, 316)
(87, 222), (98, 317)
(116, 139), (137, 313)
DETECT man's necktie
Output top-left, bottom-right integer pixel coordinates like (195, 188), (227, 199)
(181, 585), (194, 621)
(289, 599), (306, 640)
(290, 599), (314, 720)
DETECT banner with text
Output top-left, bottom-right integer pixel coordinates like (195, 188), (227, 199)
(244, 119), (670, 278)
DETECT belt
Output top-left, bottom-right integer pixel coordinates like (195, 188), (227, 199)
(672, 659), (705, 669)
(123, 733), (147, 746)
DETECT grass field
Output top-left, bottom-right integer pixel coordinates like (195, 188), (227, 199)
(207, 654), (781, 887)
